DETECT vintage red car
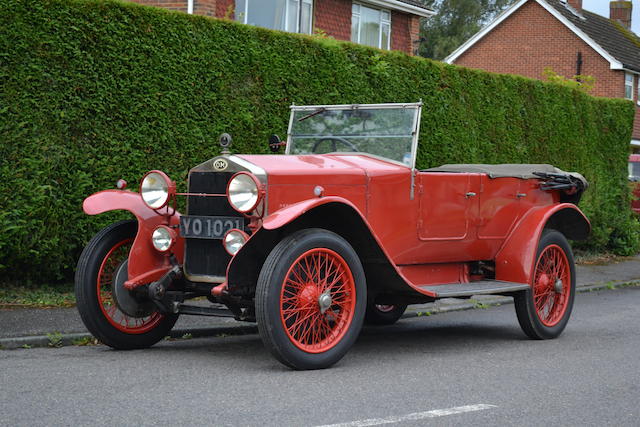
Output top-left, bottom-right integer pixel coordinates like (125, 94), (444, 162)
(76, 102), (590, 370)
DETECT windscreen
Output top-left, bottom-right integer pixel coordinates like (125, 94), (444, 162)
(288, 105), (419, 166)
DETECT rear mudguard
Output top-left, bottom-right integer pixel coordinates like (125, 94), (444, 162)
(83, 190), (184, 289)
(495, 203), (590, 285)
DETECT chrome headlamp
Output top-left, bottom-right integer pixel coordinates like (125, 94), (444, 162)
(223, 229), (249, 255)
(140, 171), (173, 210)
(227, 172), (261, 213)
(151, 225), (175, 252)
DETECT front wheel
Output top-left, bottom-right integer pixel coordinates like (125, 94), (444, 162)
(75, 220), (178, 349)
(256, 229), (366, 370)
(514, 229), (575, 340)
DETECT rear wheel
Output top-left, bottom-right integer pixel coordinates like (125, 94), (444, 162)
(364, 302), (407, 325)
(256, 229), (366, 370)
(75, 220), (178, 349)
(514, 229), (575, 340)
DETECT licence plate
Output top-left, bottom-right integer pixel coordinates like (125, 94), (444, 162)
(179, 216), (244, 239)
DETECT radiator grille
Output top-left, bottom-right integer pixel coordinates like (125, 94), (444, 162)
(184, 171), (245, 279)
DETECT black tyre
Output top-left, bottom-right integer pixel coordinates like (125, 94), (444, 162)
(75, 220), (178, 349)
(256, 229), (367, 370)
(514, 229), (576, 340)
(364, 302), (407, 325)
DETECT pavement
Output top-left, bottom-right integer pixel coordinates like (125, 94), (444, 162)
(1, 255), (640, 349)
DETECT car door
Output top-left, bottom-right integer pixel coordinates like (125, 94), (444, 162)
(418, 172), (480, 240)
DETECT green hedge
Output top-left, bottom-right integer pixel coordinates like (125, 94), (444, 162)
(0, 0), (637, 283)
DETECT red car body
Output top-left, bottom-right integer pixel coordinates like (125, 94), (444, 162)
(77, 103), (590, 369)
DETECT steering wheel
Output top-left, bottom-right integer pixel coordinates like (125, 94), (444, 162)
(311, 136), (359, 153)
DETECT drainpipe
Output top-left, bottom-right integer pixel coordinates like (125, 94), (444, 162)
(188, 0), (193, 14)
(576, 51), (582, 77)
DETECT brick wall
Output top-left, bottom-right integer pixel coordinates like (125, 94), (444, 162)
(453, 0), (639, 141)
(194, 0), (215, 16)
(314, 0), (351, 41)
(390, 11), (420, 54)
(127, 0), (421, 55)
(128, 0), (188, 13)
(216, 0), (234, 18)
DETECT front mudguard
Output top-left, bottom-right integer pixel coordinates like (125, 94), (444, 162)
(83, 190), (184, 289)
(226, 197), (370, 296)
(226, 197), (413, 297)
(495, 203), (590, 285)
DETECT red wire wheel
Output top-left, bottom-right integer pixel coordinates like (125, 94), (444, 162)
(279, 248), (356, 353)
(256, 229), (366, 370)
(96, 239), (164, 334)
(514, 230), (576, 340)
(75, 220), (178, 349)
(532, 244), (571, 327)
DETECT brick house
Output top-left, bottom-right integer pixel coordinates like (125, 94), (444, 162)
(444, 0), (640, 150)
(128, 0), (434, 55)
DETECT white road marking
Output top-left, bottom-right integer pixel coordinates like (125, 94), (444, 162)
(315, 404), (497, 427)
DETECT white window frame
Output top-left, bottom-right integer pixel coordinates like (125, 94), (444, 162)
(351, 2), (392, 50)
(236, 0), (313, 34)
(625, 72), (634, 101)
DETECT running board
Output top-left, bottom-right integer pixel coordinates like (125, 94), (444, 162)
(419, 280), (529, 298)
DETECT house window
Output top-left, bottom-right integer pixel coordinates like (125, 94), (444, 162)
(351, 3), (391, 50)
(236, 0), (313, 34)
(625, 73), (634, 100)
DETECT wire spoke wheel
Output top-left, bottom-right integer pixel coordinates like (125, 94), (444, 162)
(280, 248), (356, 353)
(96, 239), (164, 334)
(256, 229), (366, 370)
(533, 244), (570, 326)
(514, 229), (576, 340)
(75, 220), (178, 349)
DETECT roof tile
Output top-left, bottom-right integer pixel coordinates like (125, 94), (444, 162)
(546, 0), (640, 72)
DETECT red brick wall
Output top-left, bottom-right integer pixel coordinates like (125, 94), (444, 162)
(390, 11), (420, 54)
(216, 0), (234, 18)
(454, 1), (639, 140)
(129, 0), (422, 55)
(314, 0), (351, 41)
(194, 0), (216, 17)
(129, 0), (188, 13)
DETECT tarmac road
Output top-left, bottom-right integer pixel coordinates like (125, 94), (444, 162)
(1, 285), (639, 426)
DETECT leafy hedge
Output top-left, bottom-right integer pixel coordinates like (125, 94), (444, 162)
(0, 0), (637, 283)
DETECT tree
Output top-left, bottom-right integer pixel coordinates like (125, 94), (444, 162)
(418, 0), (517, 60)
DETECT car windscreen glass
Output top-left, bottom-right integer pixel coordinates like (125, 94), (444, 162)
(287, 104), (419, 166)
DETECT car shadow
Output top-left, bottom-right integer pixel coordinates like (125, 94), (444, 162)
(102, 312), (529, 371)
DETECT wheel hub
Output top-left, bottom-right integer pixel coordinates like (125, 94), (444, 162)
(113, 260), (155, 318)
(537, 273), (550, 289)
(318, 292), (332, 314)
(554, 279), (564, 294)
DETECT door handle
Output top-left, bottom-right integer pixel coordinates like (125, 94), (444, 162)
(465, 192), (477, 198)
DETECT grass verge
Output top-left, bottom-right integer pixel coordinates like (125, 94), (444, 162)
(0, 284), (75, 308)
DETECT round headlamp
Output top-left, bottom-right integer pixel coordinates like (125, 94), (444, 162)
(223, 229), (249, 256)
(151, 225), (175, 252)
(140, 171), (173, 210)
(227, 172), (261, 213)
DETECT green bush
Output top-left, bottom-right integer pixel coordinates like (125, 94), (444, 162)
(0, 0), (636, 283)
